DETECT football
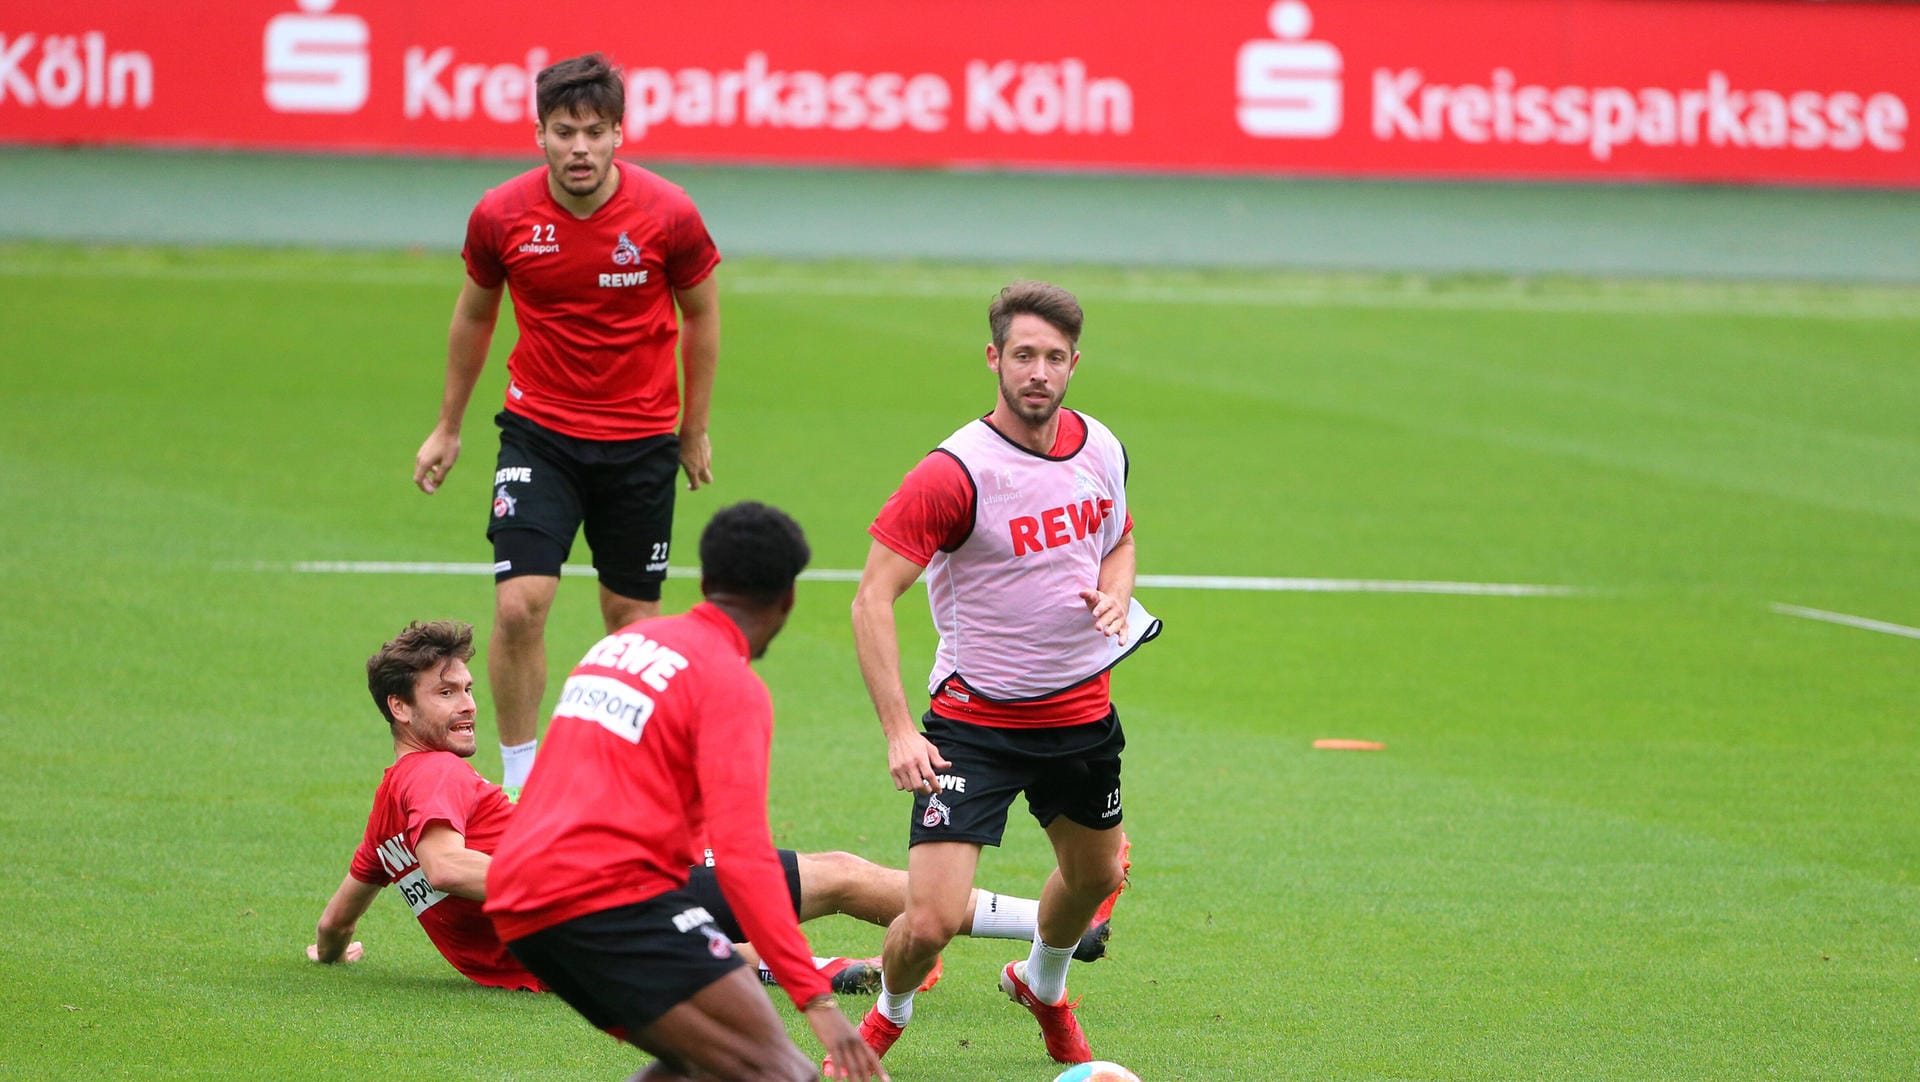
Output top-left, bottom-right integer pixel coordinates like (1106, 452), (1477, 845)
(1052, 1063), (1143, 1082)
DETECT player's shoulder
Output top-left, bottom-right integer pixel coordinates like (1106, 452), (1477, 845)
(616, 160), (692, 199)
(614, 160), (701, 216)
(473, 166), (551, 220)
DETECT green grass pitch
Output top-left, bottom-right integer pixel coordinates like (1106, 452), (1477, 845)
(1, 243), (1916, 1080)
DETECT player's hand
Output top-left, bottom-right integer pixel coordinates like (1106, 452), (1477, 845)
(1080, 588), (1130, 643)
(887, 732), (951, 794)
(414, 427), (461, 494)
(306, 941), (364, 964)
(679, 428), (713, 491)
(807, 1000), (889, 1081)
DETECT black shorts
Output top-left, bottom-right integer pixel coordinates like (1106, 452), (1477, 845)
(684, 848), (804, 942)
(504, 890), (743, 1043)
(908, 708), (1126, 848)
(487, 410), (679, 602)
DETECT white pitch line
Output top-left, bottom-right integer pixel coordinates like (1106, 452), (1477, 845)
(6, 260), (1915, 320)
(1770, 603), (1920, 641)
(283, 560), (1575, 596)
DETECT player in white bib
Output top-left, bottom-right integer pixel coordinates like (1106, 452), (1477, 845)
(845, 281), (1159, 1069)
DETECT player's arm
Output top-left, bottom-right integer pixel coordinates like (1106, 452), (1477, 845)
(673, 274), (720, 490)
(414, 823), (490, 901)
(851, 540), (950, 794)
(415, 275), (504, 494)
(1081, 529), (1136, 641)
(308, 874), (382, 964)
(700, 691), (832, 1011)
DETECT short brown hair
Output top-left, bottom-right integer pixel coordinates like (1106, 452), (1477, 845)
(366, 621), (475, 726)
(989, 280), (1084, 351)
(536, 53), (624, 126)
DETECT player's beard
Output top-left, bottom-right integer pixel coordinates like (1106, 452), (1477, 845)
(556, 157), (611, 197)
(999, 373), (1064, 426)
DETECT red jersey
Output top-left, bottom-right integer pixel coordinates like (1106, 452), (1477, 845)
(870, 410), (1134, 728)
(461, 160), (721, 441)
(484, 603), (830, 1010)
(348, 751), (537, 991)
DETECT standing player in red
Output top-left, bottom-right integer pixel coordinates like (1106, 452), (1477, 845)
(847, 281), (1157, 1067)
(411, 52), (719, 795)
(486, 503), (886, 1082)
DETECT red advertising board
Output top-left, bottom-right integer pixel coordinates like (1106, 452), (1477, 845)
(1, 0), (1914, 186)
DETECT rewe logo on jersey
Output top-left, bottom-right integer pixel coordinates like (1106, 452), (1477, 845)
(600, 234), (648, 288)
(1236, 0), (1343, 139)
(263, 0), (369, 114)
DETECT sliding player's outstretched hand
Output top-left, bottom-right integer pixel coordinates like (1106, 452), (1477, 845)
(306, 941), (364, 964)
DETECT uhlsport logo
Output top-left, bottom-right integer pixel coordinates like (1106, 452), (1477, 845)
(263, 0), (369, 115)
(1236, 0), (1343, 139)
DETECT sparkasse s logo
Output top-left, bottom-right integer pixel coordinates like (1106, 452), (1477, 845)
(1236, 0), (1343, 139)
(263, 0), (369, 114)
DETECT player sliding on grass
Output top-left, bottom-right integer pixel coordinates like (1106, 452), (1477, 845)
(846, 281), (1157, 1069)
(307, 619), (1113, 996)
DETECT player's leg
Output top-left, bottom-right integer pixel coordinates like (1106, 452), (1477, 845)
(486, 413), (587, 787)
(796, 849), (1072, 955)
(1036, 818), (1128, 964)
(633, 967), (817, 1082)
(582, 432), (677, 633)
(998, 713), (1126, 1063)
(600, 583), (660, 633)
(1026, 707), (1128, 969)
(795, 850), (905, 925)
(505, 894), (815, 1082)
(998, 816), (1118, 1065)
(880, 841), (976, 997)
(489, 568), (559, 751)
(685, 854), (881, 995)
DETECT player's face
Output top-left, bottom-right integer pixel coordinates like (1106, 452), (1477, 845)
(393, 659), (478, 758)
(990, 313), (1079, 427)
(537, 107), (622, 200)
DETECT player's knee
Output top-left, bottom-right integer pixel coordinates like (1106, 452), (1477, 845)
(806, 849), (872, 891)
(899, 906), (962, 954)
(1067, 856), (1125, 903)
(493, 587), (552, 636)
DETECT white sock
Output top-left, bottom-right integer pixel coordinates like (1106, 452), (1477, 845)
(1023, 936), (1076, 1005)
(500, 739), (538, 788)
(876, 977), (915, 1026)
(970, 890), (1040, 940)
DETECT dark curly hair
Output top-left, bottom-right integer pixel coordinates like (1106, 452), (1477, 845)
(366, 620), (474, 726)
(699, 502), (811, 604)
(536, 53), (624, 126)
